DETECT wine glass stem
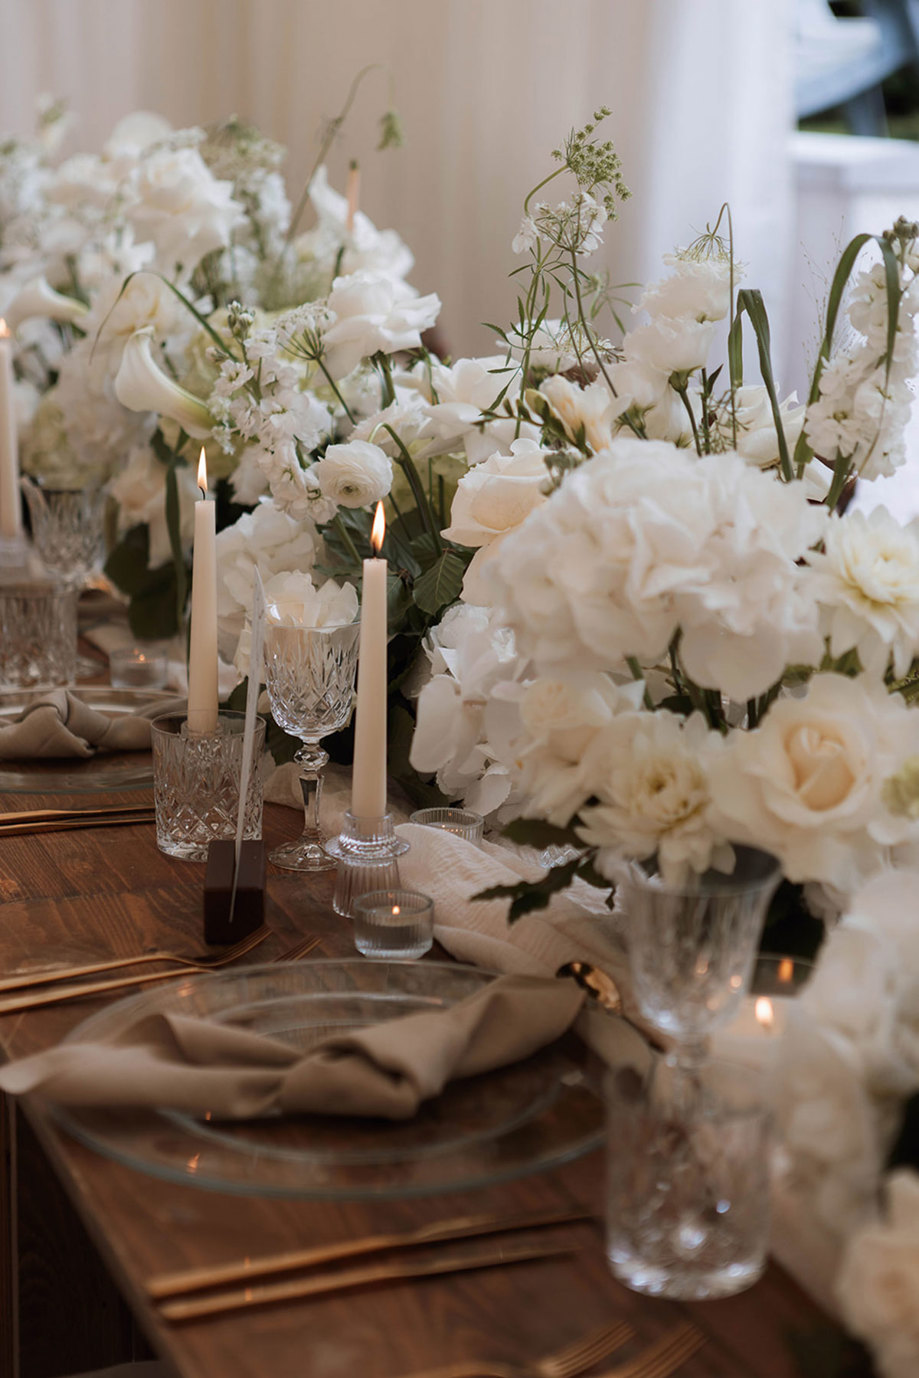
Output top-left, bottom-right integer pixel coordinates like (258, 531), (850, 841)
(296, 741), (329, 845)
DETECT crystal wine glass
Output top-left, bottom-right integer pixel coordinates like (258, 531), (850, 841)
(621, 846), (782, 1071)
(21, 477), (108, 680)
(263, 619), (361, 871)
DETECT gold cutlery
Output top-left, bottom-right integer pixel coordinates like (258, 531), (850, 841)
(0, 804), (155, 836)
(147, 1207), (594, 1301)
(0, 926), (271, 994)
(395, 1319), (635, 1378)
(594, 1325), (706, 1378)
(0, 934), (320, 1014)
(157, 1240), (577, 1323)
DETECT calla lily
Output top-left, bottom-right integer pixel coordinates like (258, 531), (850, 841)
(114, 327), (212, 438)
(4, 276), (88, 330)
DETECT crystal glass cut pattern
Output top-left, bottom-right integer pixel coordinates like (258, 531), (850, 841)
(263, 620), (360, 871)
(151, 711), (265, 862)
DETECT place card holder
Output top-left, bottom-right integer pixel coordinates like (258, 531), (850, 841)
(203, 839), (266, 944)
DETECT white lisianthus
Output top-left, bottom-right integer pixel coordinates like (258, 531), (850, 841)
(322, 271), (441, 380)
(539, 375), (620, 453)
(114, 328), (212, 438)
(726, 385), (806, 467)
(127, 145), (245, 275)
(575, 710), (730, 880)
(442, 439), (550, 604)
(709, 673), (919, 890)
(807, 506), (919, 677)
(837, 1171), (919, 1378)
(423, 356), (523, 463)
(215, 500), (323, 660)
(639, 251), (735, 323)
(312, 439), (393, 508)
(108, 444), (198, 566)
(624, 315), (716, 375)
(3, 275), (87, 330)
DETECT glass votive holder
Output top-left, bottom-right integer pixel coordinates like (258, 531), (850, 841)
(0, 573), (77, 689)
(109, 643), (169, 690)
(150, 711), (265, 862)
(409, 806), (484, 844)
(352, 888), (435, 960)
(605, 1057), (772, 1300)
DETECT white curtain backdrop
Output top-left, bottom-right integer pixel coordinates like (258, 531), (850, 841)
(0, 0), (794, 360)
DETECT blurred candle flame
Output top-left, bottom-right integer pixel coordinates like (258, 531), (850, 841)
(778, 957), (794, 985)
(755, 997), (775, 1031)
(0, 319), (9, 340)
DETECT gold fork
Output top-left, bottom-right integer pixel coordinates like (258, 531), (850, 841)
(0, 933), (320, 1014)
(594, 1324), (706, 1378)
(0, 925), (271, 994)
(396, 1321), (635, 1378)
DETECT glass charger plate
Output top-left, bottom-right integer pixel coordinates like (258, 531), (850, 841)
(51, 960), (603, 1200)
(0, 687), (174, 793)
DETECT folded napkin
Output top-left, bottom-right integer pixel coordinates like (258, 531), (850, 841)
(0, 689), (187, 760)
(0, 974), (584, 1120)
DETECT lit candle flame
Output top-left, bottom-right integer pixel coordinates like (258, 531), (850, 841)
(0, 319), (9, 340)
(371, 500), (386, 555)
(196, 446), (208, 497)
(778, 957), (794, 985)
(392, 905), (401, 917)
(755, 997), (775, 1031)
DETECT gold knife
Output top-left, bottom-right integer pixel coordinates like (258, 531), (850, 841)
(148, 1207), (594, 1300)
(158, 1241), (577, 1323)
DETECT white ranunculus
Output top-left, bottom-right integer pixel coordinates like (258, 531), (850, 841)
(576, 710), (730, 880)
(639, 251), (735, 323)
(709, 674), (919, 890)
(4, 276), (87, 330)
(114, 328), (212, 438)
(127, 146), (244, 274)
(807, 506), (919, 678)
(837, 1171), (919, 1378)
(312, 439), (393, 509)
(322, 271), (441, 380)
(108, 444), (198, 566)
(624, 315), (716, 375)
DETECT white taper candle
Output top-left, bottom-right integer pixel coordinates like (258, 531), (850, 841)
(351, 501), (388, 818)
(186, 448), (219, 734)
(0, 321), (22, 541)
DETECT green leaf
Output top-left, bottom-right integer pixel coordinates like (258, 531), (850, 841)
(474, 857), (582, 924)
(412, 550), (467, 615)
(736, 288), (793, 481)
(164, 460), (189, 628)
(502, 818), (581, 850)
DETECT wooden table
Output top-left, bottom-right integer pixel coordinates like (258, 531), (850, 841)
(0, 789), (872, 1378)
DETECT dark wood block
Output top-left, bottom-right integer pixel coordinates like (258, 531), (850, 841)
(203, 839), (266, 944)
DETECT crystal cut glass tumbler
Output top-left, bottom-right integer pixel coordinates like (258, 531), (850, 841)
(0, 578), (77, 689)
(22, 479), (107, 680)
(606, 1057), (771, 1299)
(263, 620), (360, 872)
(150, 711), (265, 862)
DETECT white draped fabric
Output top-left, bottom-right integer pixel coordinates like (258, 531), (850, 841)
(0, 0), (793, 355)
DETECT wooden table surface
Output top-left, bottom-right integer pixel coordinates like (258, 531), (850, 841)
(0, 783), (872, 1378)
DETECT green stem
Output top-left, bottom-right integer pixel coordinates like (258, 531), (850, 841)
(626, 656), (655, 711)
(316, 358), (356, 423)
(825, 454), (853, 511)
(382, 424), (442, 552)
(673, 378), (703, 457)
(332, 513), (361, 566)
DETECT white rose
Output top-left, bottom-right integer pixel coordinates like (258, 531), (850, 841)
(837, 1171), (919, 1378)
(322, 271), (441, 380)
(709, 674), (919, 889)
(313, 440), (393, 508)
(443, 439), (549, 549)
(127, 146), (244, 274)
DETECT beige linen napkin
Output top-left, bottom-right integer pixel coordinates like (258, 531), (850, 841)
(0, 689), (186, 760)
(0, 975), (584, 1119)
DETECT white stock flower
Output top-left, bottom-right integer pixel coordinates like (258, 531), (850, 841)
(576, 710), (730, 879)
(322, 271), (441, 380)
(807, 507), (919, 677)
(312, 439), (393, 508)
(108, 444), (198, 565)
(709, 674), (919, 890)
(3, 275), (87, 330)
(114, 328), (212, 438)
(837, 1171), (919, 1378)
(127, 145), (244, 274)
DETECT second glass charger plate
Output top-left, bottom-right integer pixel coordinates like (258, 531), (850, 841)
(52, 960), (604, 1200)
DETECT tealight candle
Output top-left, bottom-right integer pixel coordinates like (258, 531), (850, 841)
(717, 954), (813, 1069)
(352, 888), (434, 960)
